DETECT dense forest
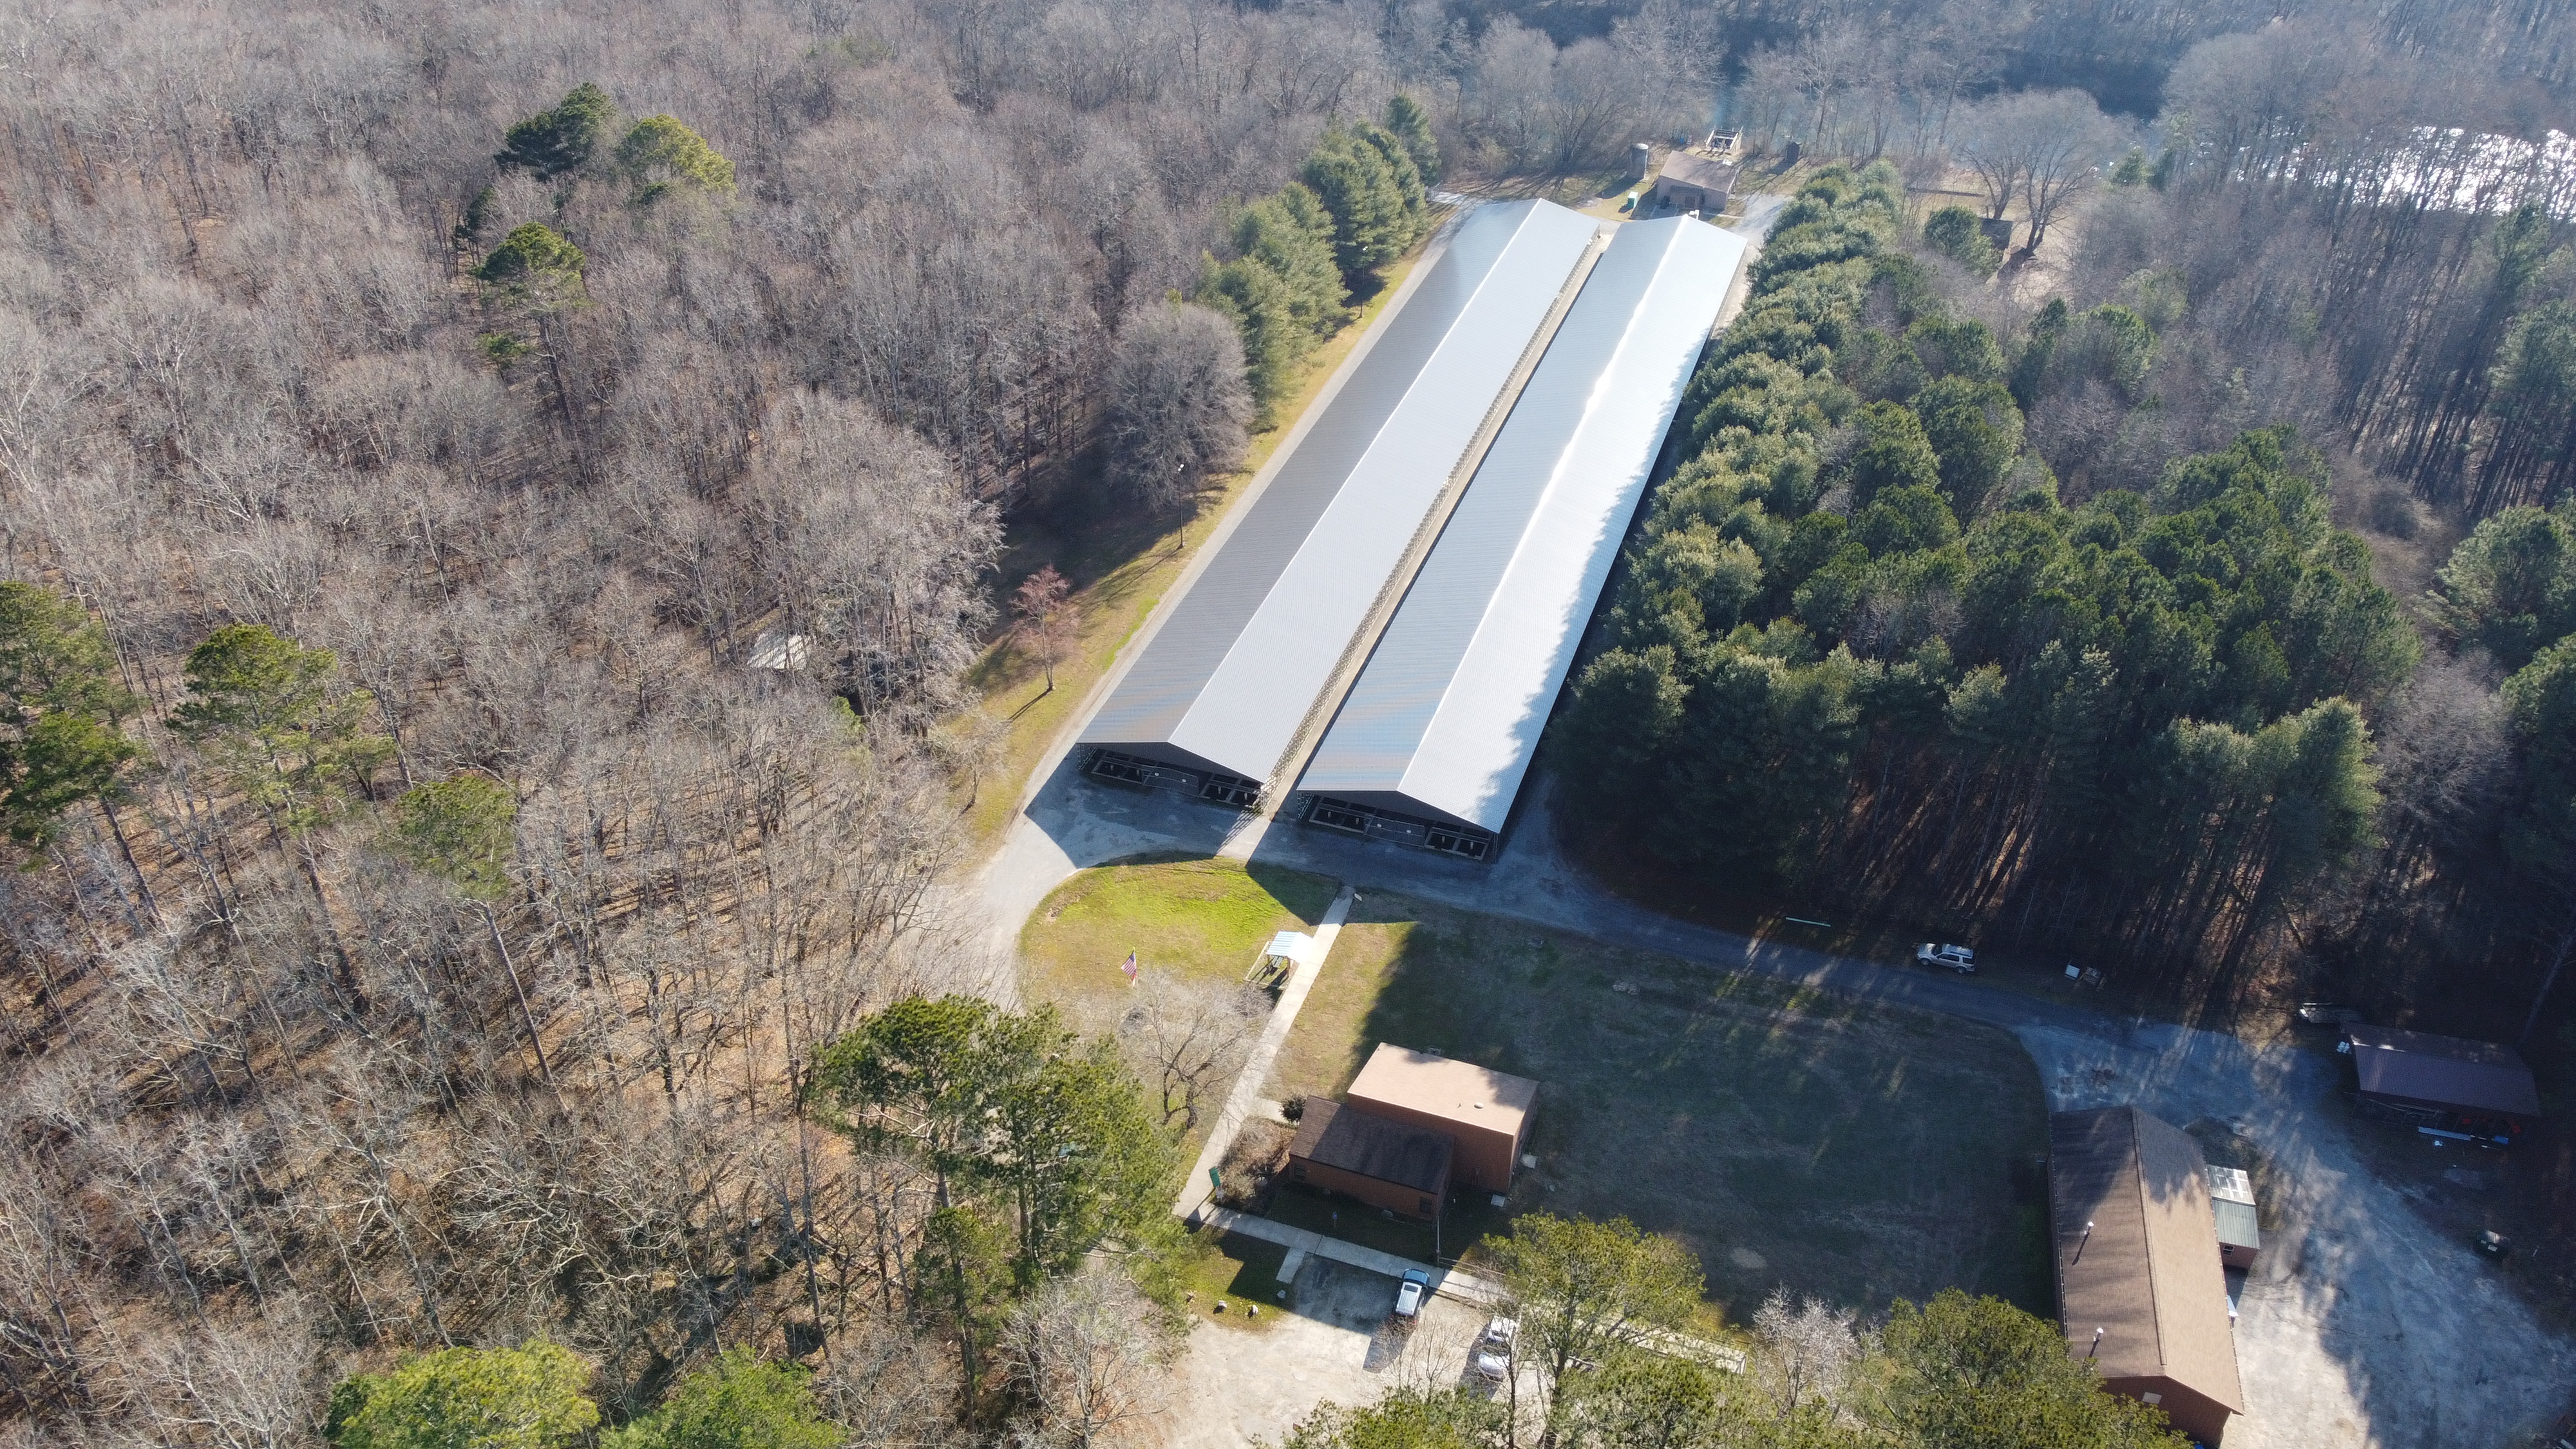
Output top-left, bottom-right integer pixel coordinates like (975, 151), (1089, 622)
(3, 0), (2575, 1443)
(1566, 152), (2576, 1032)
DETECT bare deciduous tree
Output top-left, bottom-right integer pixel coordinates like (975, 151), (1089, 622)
(1012, 566), (1077, 695)
(1119, 969), (1265, 1130)
(1955, 89), (2117, 252)
(998, 1269), (1175, 1449)
(1102, 303), (1252, 513)
(1751, 1287), (1861, 1416)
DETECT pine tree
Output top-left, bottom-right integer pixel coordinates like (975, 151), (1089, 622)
(1382, 93), (1441, 185)
(1301, 128), (1413, 281)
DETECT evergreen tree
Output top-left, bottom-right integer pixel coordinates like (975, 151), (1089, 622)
(1197, 256), (1299, 424)
(603, 1350), (840, 1449)
(171, 624), (393, 833)
(1914, 375), (2024, 516)
(2432, 498), (2576, 670)
(1877, 1291), (2189, 1449)
(0, 582), (140, 848)
(1278, 1387), (1505, 1449)
(497, 82), (616, 178)
(1194, 179), (1359, 422)
(1235, 184), (1348, 338)
(393, 775), (519, 901)
(1921, 205), (2000, 274)
(1302, 128), (1414, 281)
(617, 115), (736, 203)
(328, 1342), (599, 1449)
(815, 996), (1174, 1283)
(1382, 93), (1441, 185)
(478, 223), (587, 299)
(1353, 120), (1427, 222)
(1844, 401), (1944, 506)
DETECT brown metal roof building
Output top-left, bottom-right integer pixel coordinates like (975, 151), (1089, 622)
(2049, 1107), (2244, 1443)
(1651, 149), (1738, 214)
(1285, 1097), (1453, 1219)
(2342, 1025), (2541, 1141)
(1343, 1045), (1538, 1193)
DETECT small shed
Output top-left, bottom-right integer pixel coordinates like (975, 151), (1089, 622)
(1651, 149), (1738, 216)
(1285, 1097), (1453, 1219)
(2342, 1025), (2541, 1143)
(1344, 1045), (1538, 1193)
(2207, 1165), (2259, 1271)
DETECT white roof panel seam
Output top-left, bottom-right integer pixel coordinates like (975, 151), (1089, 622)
(1298, 218), (1748, 831)
(1405, 232), (1690, 818)
(1160, 202), (1600, 779)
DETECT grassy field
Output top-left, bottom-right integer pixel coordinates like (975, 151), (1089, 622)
(958, 250), (1426, 846)
(1166, 1229), (1296, 1334)
(1262, 891), (2053, 1320)
(1018, 856), (1340, 1034)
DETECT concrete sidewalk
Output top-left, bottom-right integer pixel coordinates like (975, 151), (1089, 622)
(1174, 884), (1356, 1222)
(1191, 1205), (1504, 1305)
(1191, 1206), (1748, 1373)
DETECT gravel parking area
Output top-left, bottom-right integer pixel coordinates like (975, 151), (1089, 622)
(2016, 1019), (2572, 1448)
(1156, 1257), (1520, 1448)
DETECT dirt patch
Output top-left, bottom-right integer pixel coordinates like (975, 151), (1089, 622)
(2339, 1109), (2576, 1331)
(1215, 1119), (1295, 1214)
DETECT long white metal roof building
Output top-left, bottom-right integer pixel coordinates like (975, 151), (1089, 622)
(1079, 200), (1601, 792)
(1296, 216), (1748, 843)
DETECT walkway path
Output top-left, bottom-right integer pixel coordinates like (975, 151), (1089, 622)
(1174, 884), (1356, 1222)
(1195, 1207), (1749, 1374)
(960, 191), (2571, 1446)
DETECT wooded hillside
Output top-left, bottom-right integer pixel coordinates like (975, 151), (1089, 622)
(6, 0), (2576, 1443)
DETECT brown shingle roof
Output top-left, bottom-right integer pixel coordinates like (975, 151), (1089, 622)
(2049, 1107), (2244, 1414)
(1288, 1098), (1454, 1194)
(2344, 1025), (2542, 1117)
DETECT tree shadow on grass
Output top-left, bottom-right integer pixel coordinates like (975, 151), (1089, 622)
(1344, 900), (2054, 1317)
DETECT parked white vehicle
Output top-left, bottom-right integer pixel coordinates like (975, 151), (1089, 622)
(1473, 1317), (1517, 1380)
(1915, 942), (1976, 973)
(1394, 1269), (1428, 1319)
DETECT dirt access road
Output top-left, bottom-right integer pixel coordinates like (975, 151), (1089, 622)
(965, 195), (2568, 1445)
(990, 764), (2572, 1445)
(980, 772), (2570, 1446)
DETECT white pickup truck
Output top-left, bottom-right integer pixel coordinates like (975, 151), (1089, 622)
(1915, 943), (1976, 974)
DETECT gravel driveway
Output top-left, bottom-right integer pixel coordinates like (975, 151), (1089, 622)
(1155, 1257), (1508, 1448)
(974, 768), (2572, 1446)
(966, 192), (2568, 1448)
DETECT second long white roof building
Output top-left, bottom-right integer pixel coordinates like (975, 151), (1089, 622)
(1297, 216), (1748, 836)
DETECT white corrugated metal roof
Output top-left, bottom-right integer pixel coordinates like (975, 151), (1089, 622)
(1079, 200), (1601, 784)
(1298, 217), (1748, 833)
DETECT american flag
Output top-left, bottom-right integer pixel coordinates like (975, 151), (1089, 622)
(1120, 952), (1138, 984)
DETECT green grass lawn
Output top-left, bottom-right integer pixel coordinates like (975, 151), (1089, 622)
(1019, 857), (1340, 1030)
(1019, 858), (1343, 1189)
(1167, 1229), (1296, 1333)
(1264, 893), (2053, 1321)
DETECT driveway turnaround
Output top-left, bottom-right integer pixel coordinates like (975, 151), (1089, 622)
(969, 198), (2571, 1447)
